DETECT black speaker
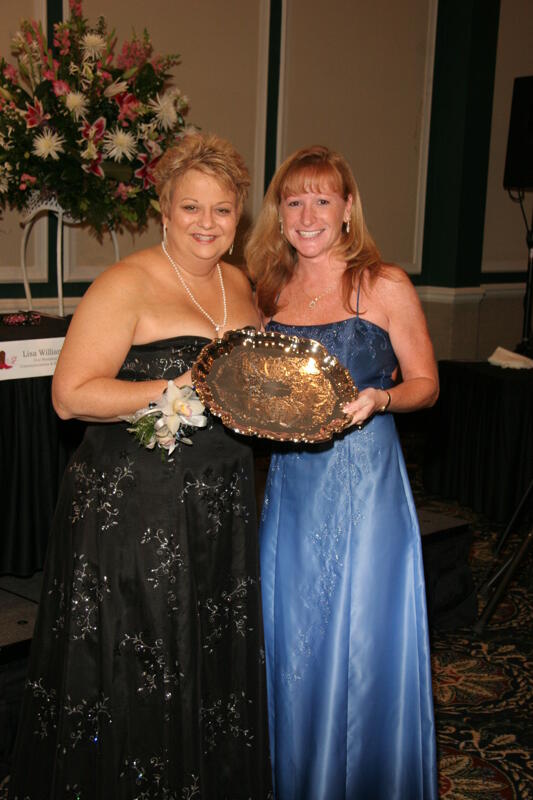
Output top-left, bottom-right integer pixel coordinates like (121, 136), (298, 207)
(503, 75), (533, 191)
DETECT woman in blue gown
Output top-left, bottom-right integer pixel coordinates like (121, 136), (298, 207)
(246, 145), (439, 799)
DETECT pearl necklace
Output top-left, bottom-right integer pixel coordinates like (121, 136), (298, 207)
(162, 241), (227, 336)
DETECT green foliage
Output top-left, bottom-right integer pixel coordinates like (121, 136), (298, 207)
(129, 414), (157, 448)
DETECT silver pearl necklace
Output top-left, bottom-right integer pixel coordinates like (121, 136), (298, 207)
(162, 240), (227, 336)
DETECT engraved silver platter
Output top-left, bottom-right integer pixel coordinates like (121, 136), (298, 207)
(191, 328), (358, 442)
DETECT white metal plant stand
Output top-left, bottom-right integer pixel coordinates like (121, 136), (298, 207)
(20, 193), (120, 316)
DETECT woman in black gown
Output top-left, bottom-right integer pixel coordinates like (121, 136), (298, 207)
(9, 132), (272, 799)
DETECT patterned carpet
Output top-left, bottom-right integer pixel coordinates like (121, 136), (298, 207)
(1, 433), (532, 799)
(405, 430), (533, 800)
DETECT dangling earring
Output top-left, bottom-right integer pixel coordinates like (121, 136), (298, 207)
(345, 219), (350, 234)
(279, 218), (284, 236)
(228, 242), (234, 256)
(163, 224), (168, 247)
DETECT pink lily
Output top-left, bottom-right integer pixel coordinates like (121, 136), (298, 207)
(25, 98), (50, 128)
(82, 152), (105, 178)
(80, 116), (107, 142)
(134, 150), (160, 189)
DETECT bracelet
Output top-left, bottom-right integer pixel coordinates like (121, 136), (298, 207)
(379, 390), (392, 413)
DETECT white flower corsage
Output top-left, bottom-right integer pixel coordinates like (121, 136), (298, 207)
(122, 382), (207, 455)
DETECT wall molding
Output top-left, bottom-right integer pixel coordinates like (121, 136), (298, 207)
(0, 215), (48, 284)
(62, 228), (120, 282)
(3, 283), (523, 317)
(482, 259), (527, 273)
(481, 281), (525, 299)
(417, 286), (486, 304)
(417, 282), (525, 304)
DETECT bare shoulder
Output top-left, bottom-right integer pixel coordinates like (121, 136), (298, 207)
(369, 264), (421, 313)
(82, 248), (158, 296)
(90, 247), (158, 292)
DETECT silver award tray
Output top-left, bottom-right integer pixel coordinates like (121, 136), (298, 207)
(191, 328), (358, 442)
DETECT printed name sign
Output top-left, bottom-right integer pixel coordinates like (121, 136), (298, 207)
(0, 337), (65, 380)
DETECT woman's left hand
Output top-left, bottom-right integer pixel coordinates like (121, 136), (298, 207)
(343, 387), (391, 428)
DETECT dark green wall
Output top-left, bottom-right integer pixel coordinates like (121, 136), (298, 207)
(420, 0), (518, 287)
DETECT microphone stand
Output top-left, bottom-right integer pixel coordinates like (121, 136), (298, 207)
(474, 190), (533, 633)
(510, 190), (533, 358)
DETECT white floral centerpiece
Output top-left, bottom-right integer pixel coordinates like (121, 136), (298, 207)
(0, 0), (189, 234)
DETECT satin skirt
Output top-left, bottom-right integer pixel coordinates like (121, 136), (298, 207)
(260, 414), (438, 799)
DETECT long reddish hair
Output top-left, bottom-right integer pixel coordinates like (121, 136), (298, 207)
(245, 145), (382, 317)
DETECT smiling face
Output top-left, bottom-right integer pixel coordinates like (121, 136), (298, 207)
(279, 171), (352, 262)
(162, 168), (239, 266)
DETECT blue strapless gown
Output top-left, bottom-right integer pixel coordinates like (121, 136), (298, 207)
(261, 317), (438, 800)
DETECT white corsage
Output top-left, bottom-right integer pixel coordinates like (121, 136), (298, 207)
(122, 382), (207, 454)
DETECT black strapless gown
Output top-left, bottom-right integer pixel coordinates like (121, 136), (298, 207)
(9, 337), (272, 800)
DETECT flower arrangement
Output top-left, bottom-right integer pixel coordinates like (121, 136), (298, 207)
(123, 383), (207, 455)
(0, 0), (189, 234)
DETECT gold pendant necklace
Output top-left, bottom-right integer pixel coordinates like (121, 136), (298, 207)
(308, 284), (335, 308)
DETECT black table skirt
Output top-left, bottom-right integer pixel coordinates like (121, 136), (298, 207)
(423, 360), (533, 523)
(1, 315), (84, 576)
(1, 375), (84, 576)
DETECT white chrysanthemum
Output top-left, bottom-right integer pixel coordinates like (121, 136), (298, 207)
(103, 80), (128, 98)
(103, 127), (137, 162)
(81, 32), (106, 60)
(148, 91), (177, 130)
(65, 91), (88, 120)
(32, 128), (65, 160)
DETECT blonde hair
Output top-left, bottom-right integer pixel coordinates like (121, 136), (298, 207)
(245, 144), (382, 317)
(154, 131), (250, 218)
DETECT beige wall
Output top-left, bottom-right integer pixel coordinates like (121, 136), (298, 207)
(279, 0), (437, 273)
(482, 0), (533, 275)
(0, 0), (48, 288)
(65, 0), (267, 280)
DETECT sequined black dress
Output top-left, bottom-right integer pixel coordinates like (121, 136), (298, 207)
(9, 337), (272, 800)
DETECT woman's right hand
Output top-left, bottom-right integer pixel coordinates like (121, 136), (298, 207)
(343, 387), (391, 428)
